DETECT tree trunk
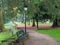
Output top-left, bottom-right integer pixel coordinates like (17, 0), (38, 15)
(32, 18), (35, 27)
(0, 11), (4, 32)
(36, 19), (38, 29)
(52, 17), (60, 27)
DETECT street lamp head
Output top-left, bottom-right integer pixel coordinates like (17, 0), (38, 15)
(24, 7), (28, 11)
(24, 5), (28, 11)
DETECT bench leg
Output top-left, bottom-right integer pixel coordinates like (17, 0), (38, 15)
(14, 42), (19, 45)
(22, 41), (24, 45)
(19, 41), (24, 45)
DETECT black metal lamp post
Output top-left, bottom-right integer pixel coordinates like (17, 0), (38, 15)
(24, 5), (28, 33)
(23, 0), (33, 33)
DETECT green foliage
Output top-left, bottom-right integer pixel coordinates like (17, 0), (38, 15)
(2, 0), (23, 24)
(1, 0), (60, 23)
(34, 0), (40, 4)
(39, 0), (60, 20)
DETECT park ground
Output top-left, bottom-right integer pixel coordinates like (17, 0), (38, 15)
(5, 22), (60, 45)
(17, 22), (60, 45)
(22, 29), (59, 45)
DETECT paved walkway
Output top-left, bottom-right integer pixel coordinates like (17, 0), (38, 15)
(24, 30), (59, 45)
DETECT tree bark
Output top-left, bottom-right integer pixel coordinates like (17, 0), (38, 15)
(32, 18), (35, 27)
(0, 10), (4, 32)
(36, 19), (38, 29)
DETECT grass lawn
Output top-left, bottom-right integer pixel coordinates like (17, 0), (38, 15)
(37, 29), (60, 42)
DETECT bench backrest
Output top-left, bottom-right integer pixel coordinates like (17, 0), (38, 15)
(16, 30), (24, 37)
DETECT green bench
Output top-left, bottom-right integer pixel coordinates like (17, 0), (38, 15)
(16, 30), (28, 42)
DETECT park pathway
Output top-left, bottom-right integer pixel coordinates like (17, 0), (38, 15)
(24, 30), (59, 45)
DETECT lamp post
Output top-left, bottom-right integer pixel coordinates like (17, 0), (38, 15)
(24, 5), (28, 33)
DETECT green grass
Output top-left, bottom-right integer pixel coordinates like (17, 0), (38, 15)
(37, 29), (60, 42)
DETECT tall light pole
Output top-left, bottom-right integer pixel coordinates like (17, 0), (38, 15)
(23, 0), (28, 33)
(24, 5), (28, 33)
(23, 0), (33, 33)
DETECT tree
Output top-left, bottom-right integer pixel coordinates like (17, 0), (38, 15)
(39, 0), (60, 27)
(0, 0), (5, 32)
(0, 9), (4, 32)
(28, 1), (40, 27)
(0, 0), (19, 31)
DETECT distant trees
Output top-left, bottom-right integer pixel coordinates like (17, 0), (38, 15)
(39, 0), (60, 27)
(28, 0), (60, 27)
